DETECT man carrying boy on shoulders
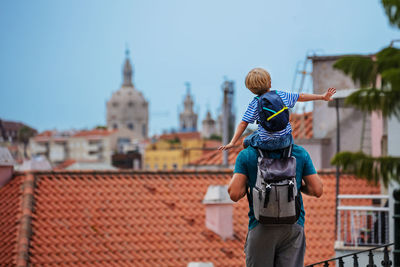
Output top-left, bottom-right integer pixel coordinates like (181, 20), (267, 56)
(228, 143), (323, 267)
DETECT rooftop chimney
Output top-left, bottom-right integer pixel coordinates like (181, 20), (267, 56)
(0, 147), (14, 187)
(203, 185), (234, 240)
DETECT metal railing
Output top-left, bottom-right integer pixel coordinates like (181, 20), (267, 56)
(337, 195), (389, 247)
(306, 243), (394, 267)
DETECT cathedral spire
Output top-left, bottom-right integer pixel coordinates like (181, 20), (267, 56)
(123, 49), (133, 87)
(180, 83), (198, 132)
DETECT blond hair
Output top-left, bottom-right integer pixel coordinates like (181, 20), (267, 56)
(245, 68), (271, 95)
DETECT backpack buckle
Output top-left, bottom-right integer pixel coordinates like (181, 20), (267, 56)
(264, 183), (272, 208)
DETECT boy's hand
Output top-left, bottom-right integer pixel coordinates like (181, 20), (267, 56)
(322, 87), (336, 101)
(219, 143), (235, 151)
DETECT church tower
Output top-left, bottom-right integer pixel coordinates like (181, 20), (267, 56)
(106, 50), (149, 140)
(179, 83), (198, 132)
(201, 110), (216, 138)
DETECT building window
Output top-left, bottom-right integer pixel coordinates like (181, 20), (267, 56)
(127, 123), (134, 130)
(154, 164), (158, 170)
(163, 164), (167, 170)
(173, 164), (178, 170)
(128, 102), (134, 107)
(142, 124), (146, 137)
(113, 123), (118, 129)
(112, 102), (118, 107)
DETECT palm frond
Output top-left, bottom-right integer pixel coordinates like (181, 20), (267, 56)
(331, 151), (400, 186)
(333, 56), (375, 88)
(377, 47), (400, 72)
(382, 0), (400, 29)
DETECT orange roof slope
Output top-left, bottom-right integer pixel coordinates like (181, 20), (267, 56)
(5, 171), (249, 266)
(54, 159), (77, 170)
(0, 170), (381, 266)
(159, 132), (201, 141)
(303, 173), (381, 265)
(0, 174), (24, 265)
(290, 112), (313, 139)
(189, 137), (244, 167)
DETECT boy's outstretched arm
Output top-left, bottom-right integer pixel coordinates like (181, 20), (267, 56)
(218, 121), (248, 150)
(298, 87), (336, 102)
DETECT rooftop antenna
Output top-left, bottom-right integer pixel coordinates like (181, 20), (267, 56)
(293, 49), (323, 113)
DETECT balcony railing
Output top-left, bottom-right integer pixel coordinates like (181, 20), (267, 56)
(337, 195), (389, 247)
(306, 243), (394, 267)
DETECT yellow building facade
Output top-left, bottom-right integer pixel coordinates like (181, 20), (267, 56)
(144, 134), (207, 170)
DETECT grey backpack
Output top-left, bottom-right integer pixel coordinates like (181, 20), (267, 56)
(252, 146), (301, 224)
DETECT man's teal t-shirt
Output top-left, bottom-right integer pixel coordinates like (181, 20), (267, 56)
(234, 145), (317, 230)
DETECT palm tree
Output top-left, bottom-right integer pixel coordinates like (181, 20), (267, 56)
(331, 0), (400, 186)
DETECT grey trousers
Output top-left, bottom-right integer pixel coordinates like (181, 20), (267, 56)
(244, 223), (306, 267)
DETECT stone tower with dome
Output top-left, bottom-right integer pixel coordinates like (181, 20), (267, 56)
(106, 50), (149, 140)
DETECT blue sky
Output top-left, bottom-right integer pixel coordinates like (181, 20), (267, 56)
(0, 0), (398, 135)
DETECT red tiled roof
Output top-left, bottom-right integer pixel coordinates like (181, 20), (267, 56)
(1, 170), (248, 266)
(0, 174), (24, 266)
(54, 159), (77, 170)
(189, 137), (244, 167)
(159, 132), (201, 141)
(35, 130), (53, 138)
(0, 119), (37, 133)
(203, 140), (222, 149)
(0, 170), (381, 266)
(290, 112), (313, 139)
(303, 173), (381, 265)
(73, 129), (116, 138)
(33, 130), (56, 142)
(190, 146), (243, 166)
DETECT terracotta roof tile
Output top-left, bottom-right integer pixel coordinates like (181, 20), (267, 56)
(303, 173), (381, 265)
(159, 132), (201, 141)
(290, 112), (313, 139)
(0, 170), (381, 266)
(36, 130), (54, 138)
(0, 174), (24, 266)
(54, 159), (77, 170)
(190, 146), (243, 166)
(189, 138), (244, 167)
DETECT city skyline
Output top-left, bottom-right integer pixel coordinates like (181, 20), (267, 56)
(0, 0), (398, 135)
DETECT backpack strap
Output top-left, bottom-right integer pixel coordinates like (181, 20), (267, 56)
(282, 144), (293, 158)
(266, 106), (288, 121)
(257, 148), (265, 158)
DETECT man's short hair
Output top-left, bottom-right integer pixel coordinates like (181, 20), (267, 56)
(245, 68), (271, 95)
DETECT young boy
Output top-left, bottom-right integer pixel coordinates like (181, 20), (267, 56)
(219, 67), (336, 151)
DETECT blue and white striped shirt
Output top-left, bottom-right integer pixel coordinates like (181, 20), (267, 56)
(242, 90), (299, 141)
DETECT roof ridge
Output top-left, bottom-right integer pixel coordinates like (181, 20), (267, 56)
(15, 172), (35, 266)
(13, 169), (234, 176)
